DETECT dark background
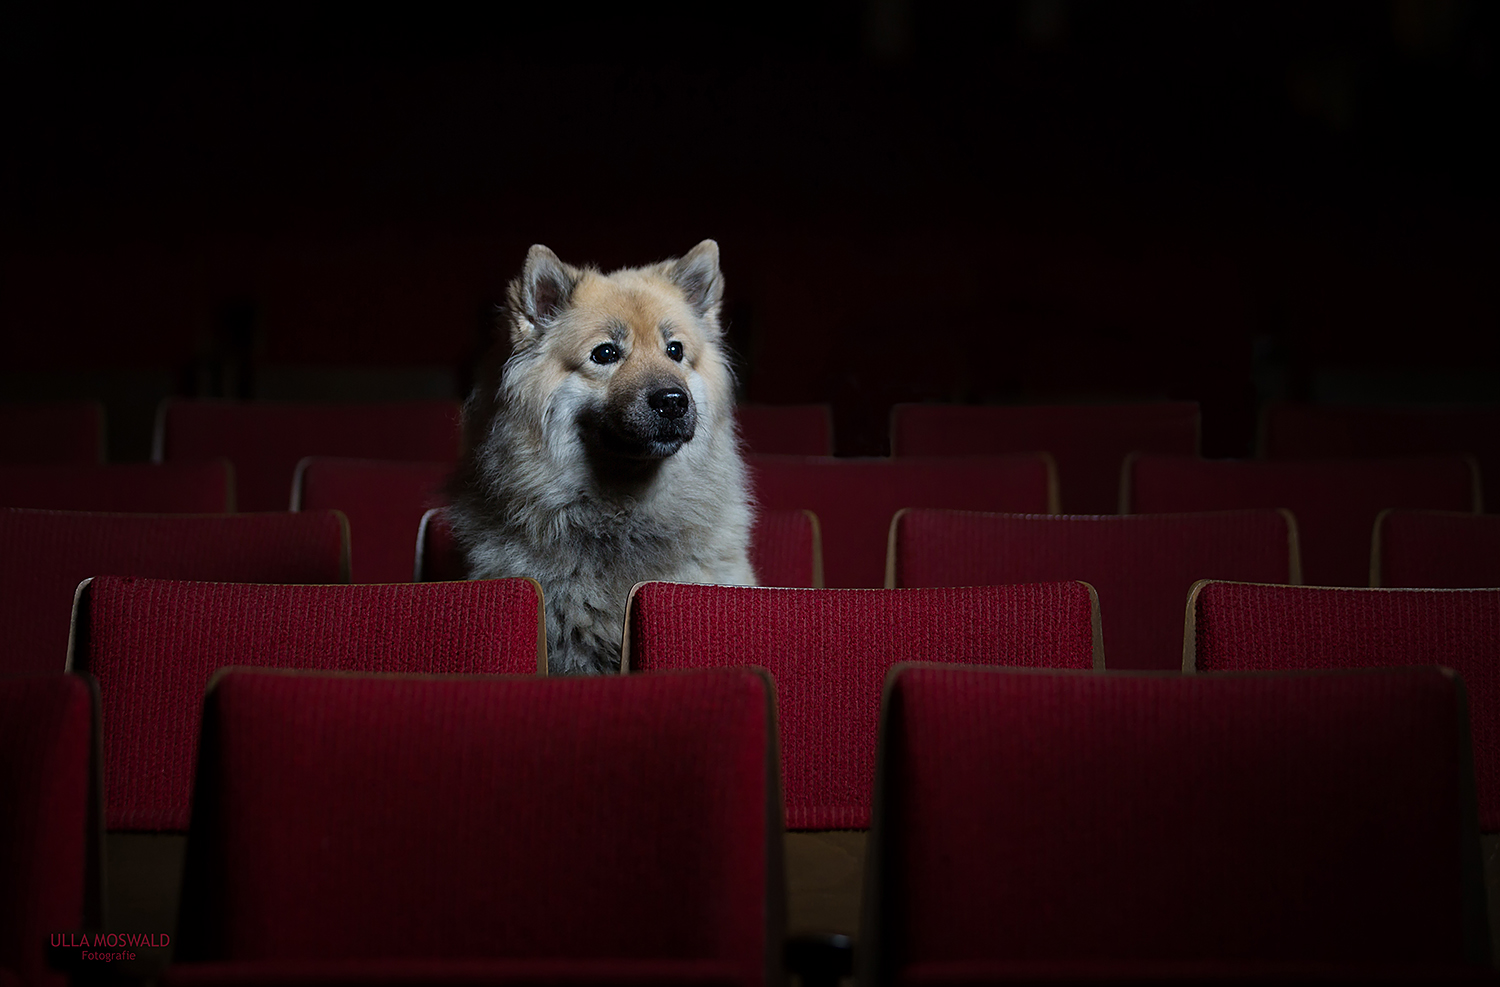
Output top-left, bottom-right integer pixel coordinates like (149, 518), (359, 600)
(2, 1), (1495, 460)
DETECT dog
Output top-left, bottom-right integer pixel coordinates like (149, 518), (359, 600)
(447, 240), (757, 674)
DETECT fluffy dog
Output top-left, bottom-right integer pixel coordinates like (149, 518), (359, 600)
(447, 240), (756, 674)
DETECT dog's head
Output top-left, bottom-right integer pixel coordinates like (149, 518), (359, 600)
(500, 240), (731, 461)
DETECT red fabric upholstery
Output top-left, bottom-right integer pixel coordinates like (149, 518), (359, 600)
(1263, 402), (1500, 508)
(889, 402), (1200, 514)
(171, 668), (776, 987)
(163, 958), (744, 986)
(0, 402), (104, 465)
(155, 399), (462, 512)
(748, 455), (1056, 588)
(1375, 510), (1500, 589)
(870, 665), (1485, 981)
(1188, 581), (1500, 830)
(293, 458), (451, 583)
(625, 582), (1098, 828)
(892, 509), (1296, 670)
(735, 404), (833, 456)
(1126, 454), (1478, 587)
(415, 508), (465, 582)
(749, 509), (821, 588)
(77, 576), (545, 831)
(1, 509), (348, 674)
(0, 673), (95, 987)
(0, 462), (232, 513)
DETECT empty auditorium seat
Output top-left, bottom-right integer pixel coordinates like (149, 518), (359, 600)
(750, 509), (823, 588)
(0, 401), (105, 465)
(0, 461), (233, 513)
(154, 399), (462, 512)
(1125, 454), (1479, 587)
(1263, 402), (1500, 508)
(864, 664), (1489, 982)
(736, 403), (834, 455)
(292, 457), (452, 583)
(0, 673), (101, 987)
(165, 667), (781, 987)
(1375, 509), (1500, 589)
(624, 581), (1099, 938)
(1, 508), (348, 674)
(418, 505), (825, 589)
(890, 402), (1201, 514)
(890, 509), (1298, 670)
(748, 454), (1057, 588)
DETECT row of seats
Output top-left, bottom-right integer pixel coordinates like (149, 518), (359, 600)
(5, 398), (1497, 515)
(2, 450), (1484, 588)
(7, 504), (1499, 677)
(8, 578), (1498, 984)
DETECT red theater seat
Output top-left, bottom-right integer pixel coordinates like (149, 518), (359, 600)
(624, 582), (1099, 831)
(865, 664), (1489, 982)
(73, 575), (546, 833)
(0, 462), (233, 513)
(1374, 509), (1500, 589)
(890, 509), (1298, 670)
(165, 667), (781, 987)
(1125, 454), (1479, 587)
(748, 454), (1057, 588)
(292, 457), (451, 583)
(0, 401), (105, 465)
(0, 508), (348, 674)
(0, 673), (101, 987)
(417, 506), (825, 589)
(735, 403), (834, 456)
(1187, 581), (1500, 834)
(154, 399), (462, 512)
(1263, 402), (1500, 508)
(889, 402), (1201, 514)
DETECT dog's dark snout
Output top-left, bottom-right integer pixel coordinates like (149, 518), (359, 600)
(648, 388), (690, 419)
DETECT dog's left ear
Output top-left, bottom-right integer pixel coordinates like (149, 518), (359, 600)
(668, 240), (724, 321)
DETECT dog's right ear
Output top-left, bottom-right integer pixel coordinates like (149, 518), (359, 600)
(508, 245), (579, 345)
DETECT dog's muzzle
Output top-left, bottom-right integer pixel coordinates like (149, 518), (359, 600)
(590, 382), (698, 459)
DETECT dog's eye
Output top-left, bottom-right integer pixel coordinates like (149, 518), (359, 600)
(590, 343), (620, 365)
(666, 341), (684, 362)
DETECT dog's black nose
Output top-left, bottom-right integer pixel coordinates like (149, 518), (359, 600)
(648, 388), (690, 419)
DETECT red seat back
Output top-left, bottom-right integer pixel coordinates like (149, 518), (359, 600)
(867, 665), (1486, 979)
(1, 509), (348, 674)
(155, 399), (461, 512)
(890, 402), (1200, 514)
(74, 575), (546, 830)
(891, 509), (1298, 670)
(1375, 509), (1500, 589)
(0, 673), (99, 987)
(748, 455), (1057, 588)
(293, 457), (452, 583)
(624, 581), (1099, 828)
(0, 462), (232, 513)
(1188, 580), (1500, 831)
(173, 668), (779, 987)
(0, 402), (104, 464)
(1126, 454), (1479, 587)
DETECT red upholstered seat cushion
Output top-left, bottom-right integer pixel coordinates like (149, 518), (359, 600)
(79, 576), (545, 830)
(748, 454), (1056, 588)
(1375, 510), (1500, 589)
(892, 509), (1295, 670)
(1126, 454), (1478, 587)
(294, 457), (451, 583)
(625, 582), (1098, 828)
(173, 669), (773, 987)
(0, 462), (232, 513)
(748, 509), (820, 588)
(0, 673), (95, 987)
(874, 666), (1480, 973)
(1, 508), (347, 674)
(1189, 581), (1500, 831)
(890, 402), (1201, 514)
